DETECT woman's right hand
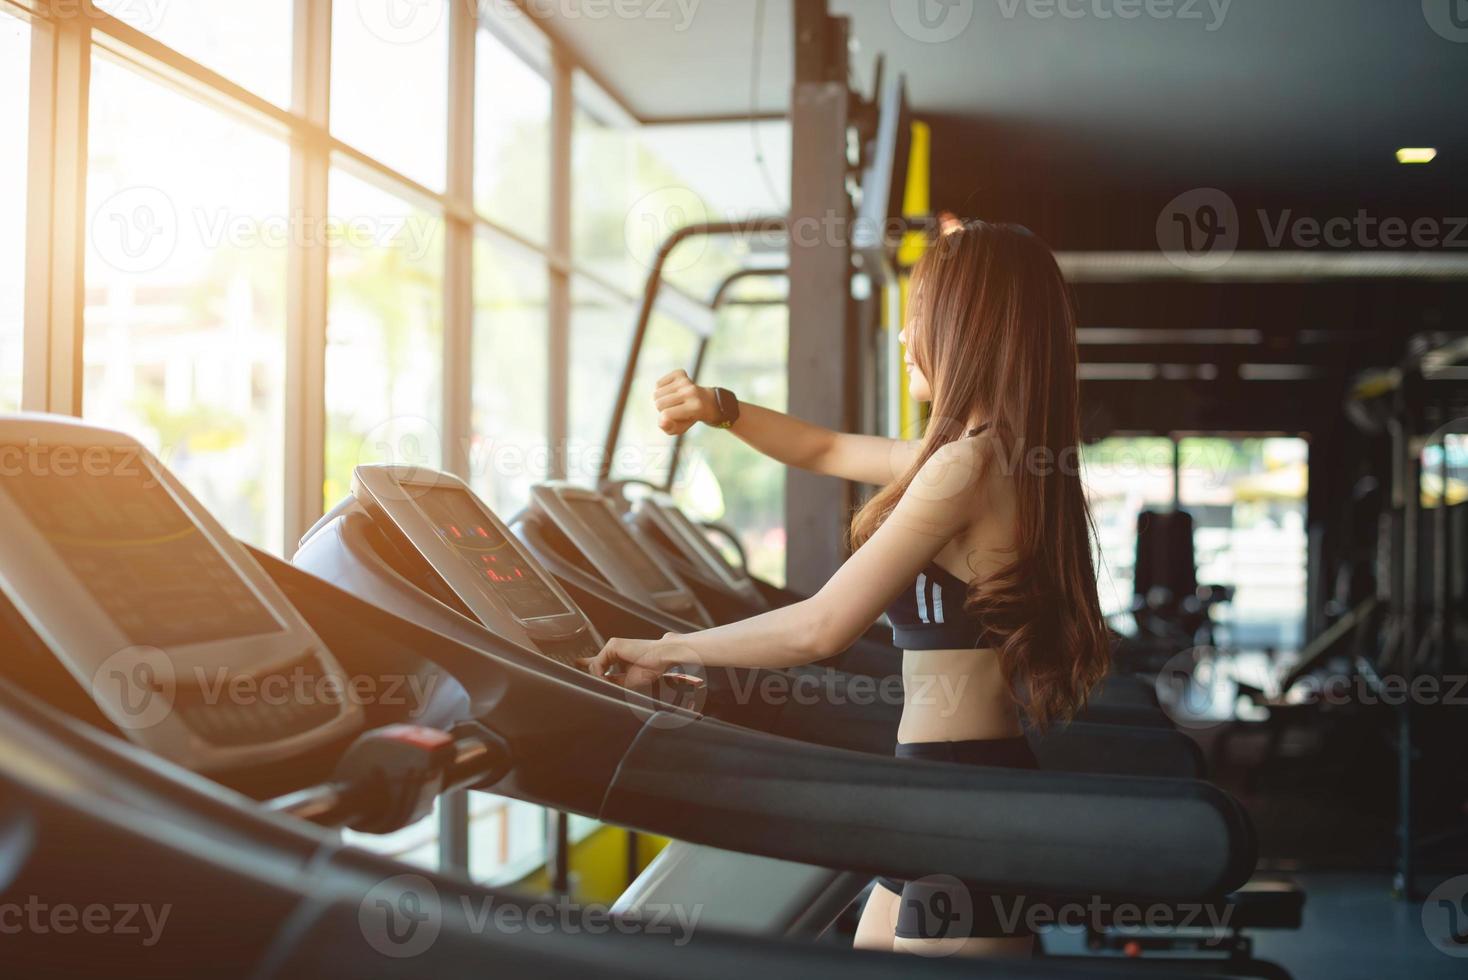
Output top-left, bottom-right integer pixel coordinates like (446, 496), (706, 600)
(654, 369), (719, 435)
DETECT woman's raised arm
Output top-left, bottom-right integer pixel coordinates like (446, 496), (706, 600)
(654, 369), (918, 485)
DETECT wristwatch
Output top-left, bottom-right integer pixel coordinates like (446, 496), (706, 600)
(710, 387), (740, 429)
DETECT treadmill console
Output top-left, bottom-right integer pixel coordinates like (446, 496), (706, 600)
(0, 416), (363, 774)
(349, 466), (600, 666)
(634, 494), (766, 609)
(529, 483), (713, 627)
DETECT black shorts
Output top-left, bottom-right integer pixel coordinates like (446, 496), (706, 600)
(872, 736), (1039, 940)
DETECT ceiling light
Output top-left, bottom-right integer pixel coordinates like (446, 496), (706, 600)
(1396, 147), (1437, 164)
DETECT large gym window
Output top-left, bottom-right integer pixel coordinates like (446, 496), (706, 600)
(92, 0), (293, 107)
(323, 168), (446, 507)
(566, 276), (635, 477)
(1178, 437), (1309, 650)
(610, 313), (700, 488)
(82, 55), (289, 551)
(0, 7), (28, 412)
(330, 0), (449, 192)
(674, 299), (790, 586)
(1082, 437), (1179, 626)
(475, 23), (552, 246)
(470, 232), (549, 514)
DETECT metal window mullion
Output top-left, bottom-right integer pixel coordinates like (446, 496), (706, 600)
(546, 47), (573, 480)
(282, 0), (331, 554)
(442, 0), (475, 483)
(23, 11), (88, 416)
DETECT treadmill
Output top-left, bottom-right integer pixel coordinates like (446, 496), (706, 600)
(291, 464), (1313, 971)
(0, 417), (1268, 975)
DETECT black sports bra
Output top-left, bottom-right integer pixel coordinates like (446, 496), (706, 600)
(884, 423), (1000, 651)
(885, 560), (1001, 650)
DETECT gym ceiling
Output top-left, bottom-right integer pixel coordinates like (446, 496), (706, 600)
(525, 0), (1468, 437)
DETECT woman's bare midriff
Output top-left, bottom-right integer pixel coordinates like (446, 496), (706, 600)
(897, 647), (1023, 743)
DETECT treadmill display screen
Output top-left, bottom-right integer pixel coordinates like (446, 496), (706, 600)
(1, 448), (282, 646)
(563, 496), (676, 594)
(407, 483), (569, 621)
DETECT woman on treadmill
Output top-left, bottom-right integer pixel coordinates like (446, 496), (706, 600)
(583, 220), (1110, 957)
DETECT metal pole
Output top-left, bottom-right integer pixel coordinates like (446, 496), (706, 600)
(1394, 384), (1419, 900)
(438, 790), (470, 874)
(786, 0), (855, 594)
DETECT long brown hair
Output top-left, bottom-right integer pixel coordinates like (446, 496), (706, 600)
(851, 221), (1109, 727)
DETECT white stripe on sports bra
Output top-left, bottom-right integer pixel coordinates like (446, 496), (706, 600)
(932, 581), (945, 623)
(915, 573), (929, 624)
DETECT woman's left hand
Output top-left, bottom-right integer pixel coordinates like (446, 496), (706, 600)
(580, 633), (691, 689)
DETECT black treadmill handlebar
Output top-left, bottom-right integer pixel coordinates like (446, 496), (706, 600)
(602, 716), (1256, 903)
(599, 217), (789, 482)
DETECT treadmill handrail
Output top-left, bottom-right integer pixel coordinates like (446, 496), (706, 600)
(604, 716), (1257, 903)
(600, 217), (788, 482)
